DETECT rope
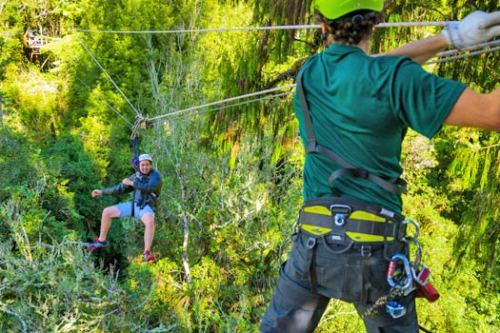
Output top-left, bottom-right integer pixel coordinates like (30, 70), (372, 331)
(77, 24), (496, 125)
(130, 115), (147, 139)
(378, 21), (449, 28)
(79, 21), (451, 34)
(167, 91), (293, 119)
(148, 41), (498, 121)
(80, 25), (319, 34)
(147, 85), (295, 121)
(146, 41), (499, 121)
(436, 40), (500, 57)
(78, 39), (142, 117)
(428, 45), (500, 64)
(75, 77), (134, 127)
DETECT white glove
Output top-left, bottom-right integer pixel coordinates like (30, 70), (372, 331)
(442, 11), (500, 49)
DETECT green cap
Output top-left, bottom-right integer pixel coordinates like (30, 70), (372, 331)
(312, 0), (384, 20)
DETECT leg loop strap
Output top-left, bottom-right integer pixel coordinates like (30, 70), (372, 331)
(306, 236), (318, 294)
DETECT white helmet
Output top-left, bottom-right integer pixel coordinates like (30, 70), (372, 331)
(139, 153), (153, 162)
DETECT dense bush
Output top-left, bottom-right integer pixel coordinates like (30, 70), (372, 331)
(1, 0), (498, 332)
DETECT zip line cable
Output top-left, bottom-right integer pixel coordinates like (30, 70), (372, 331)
(167, 91), (293, 120)
(428, 45), (500, 64)
(75, 16), (498, 125)
(75, 34), (497, 125)
(75, 77), (134, 127)
(147, 85), (295, 122)
(78, 39), (142, 117)
(79, 21), (451, 35)
(77, 38), (294, 124)
(74, 39), (494, 125)
(194, 91), (293, 117)
(146, 43), (497, 122)
(435, 40), (500, 57)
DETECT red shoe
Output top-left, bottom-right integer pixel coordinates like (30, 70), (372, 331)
(143, 250), (155, 262)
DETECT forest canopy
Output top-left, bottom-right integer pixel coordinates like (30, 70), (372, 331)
(0, 1), (498, 332)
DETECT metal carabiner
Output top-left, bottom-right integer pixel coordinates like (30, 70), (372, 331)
(330, 204), (351, 227)
(386, 253), (414, 290)
(386, 300), (407, 319)
(402, 236), (422, 270)
(402, 219), (420, 240)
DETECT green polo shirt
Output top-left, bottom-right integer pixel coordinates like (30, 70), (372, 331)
(294, 44), (466, 213)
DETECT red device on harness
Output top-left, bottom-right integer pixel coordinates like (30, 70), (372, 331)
(413, 265), (440, 302)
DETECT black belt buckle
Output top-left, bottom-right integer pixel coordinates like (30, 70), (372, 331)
(330, 204), (352, 227)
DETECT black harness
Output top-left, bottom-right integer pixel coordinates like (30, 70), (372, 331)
(295, 66), (409, 296)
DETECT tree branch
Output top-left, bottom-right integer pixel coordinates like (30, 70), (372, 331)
(293, 38), (316, 48)
(182, 215), (191, 283)
(265, 57), (309, 88)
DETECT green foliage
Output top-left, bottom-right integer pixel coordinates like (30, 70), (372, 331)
(433, 130), (500, 284)
(0, 128), (87, 241)
(43, 134), (103, 225)
(1, 210), (124, 332)
(0, 128), (39, 202)
(1, 0), (499, 332)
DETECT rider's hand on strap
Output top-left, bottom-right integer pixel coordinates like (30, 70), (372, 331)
(442, 11), (500, 49)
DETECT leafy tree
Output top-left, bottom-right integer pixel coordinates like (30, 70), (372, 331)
(0, 1), (498, 332)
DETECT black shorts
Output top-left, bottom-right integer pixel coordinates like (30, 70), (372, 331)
(260, 232), (418, 333)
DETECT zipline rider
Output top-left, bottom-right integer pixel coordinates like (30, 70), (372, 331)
(87, 154), (163, 262)
(261, 1), (500, 332)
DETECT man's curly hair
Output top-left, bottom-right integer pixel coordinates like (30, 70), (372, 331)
(316, 10), (381, 46)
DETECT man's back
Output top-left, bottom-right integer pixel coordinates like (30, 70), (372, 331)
(295, 43), (466, 212)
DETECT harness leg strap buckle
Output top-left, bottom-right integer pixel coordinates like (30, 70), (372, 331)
(307, 237), (317, 249)
(361, 245), (372, 257)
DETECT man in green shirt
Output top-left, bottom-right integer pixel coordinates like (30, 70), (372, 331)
(261, 1), (500, 332)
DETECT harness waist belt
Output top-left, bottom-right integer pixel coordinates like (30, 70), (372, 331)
(298, 197), (406, 243)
